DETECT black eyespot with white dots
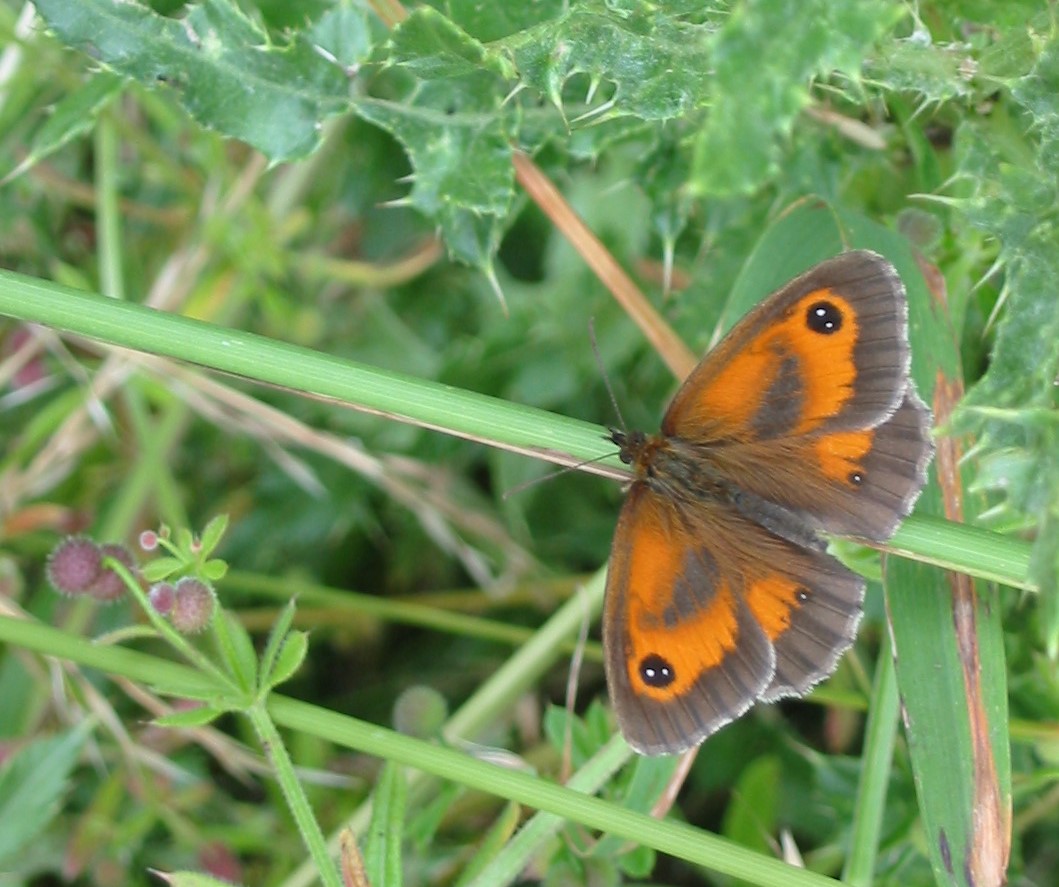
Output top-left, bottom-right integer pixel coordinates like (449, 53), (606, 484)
(639, 654), (675, 688)
(795, 587), (810, 604)
(806, 300), (843, 335)
(849, 470), (864, 486)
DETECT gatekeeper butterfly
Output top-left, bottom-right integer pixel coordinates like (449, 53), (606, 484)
(604, 250), (933, 755)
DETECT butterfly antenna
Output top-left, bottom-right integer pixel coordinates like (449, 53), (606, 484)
(589, 317), (627, 432)
(503, 320), (629, 502)
(501, 450), (621, 501)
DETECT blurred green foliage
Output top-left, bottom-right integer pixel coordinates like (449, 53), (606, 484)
(2, 1), (1058, 885)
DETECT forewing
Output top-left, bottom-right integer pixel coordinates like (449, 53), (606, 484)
(663, 250), (910, 443)
(661, 250), (932, 541)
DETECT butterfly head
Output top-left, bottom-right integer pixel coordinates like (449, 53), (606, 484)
(609, 428), (666, 481)
(607, 428), (641, 462)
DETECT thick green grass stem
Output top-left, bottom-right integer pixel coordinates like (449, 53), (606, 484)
(0, 270), (1037, 593)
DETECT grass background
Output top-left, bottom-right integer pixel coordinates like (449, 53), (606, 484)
(0, 1), (1056, 885)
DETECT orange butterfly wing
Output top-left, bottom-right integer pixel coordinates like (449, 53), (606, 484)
(662, 250), (932, 541)
(604, 481), (865, 755)
(604, 251), (933, 754)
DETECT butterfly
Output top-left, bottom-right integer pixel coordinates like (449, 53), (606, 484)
(603, 250), (934, 755)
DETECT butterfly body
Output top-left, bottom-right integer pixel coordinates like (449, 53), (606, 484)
(604, 251), (933, 755)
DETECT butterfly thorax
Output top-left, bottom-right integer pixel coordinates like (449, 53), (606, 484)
(611, 428), (827, 552)
(612, 428), (725, 498)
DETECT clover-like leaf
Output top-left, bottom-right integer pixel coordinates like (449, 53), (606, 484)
(265, 631), (309, 691)
(213, 609), (257, 695)
(154, 706), (225, 729)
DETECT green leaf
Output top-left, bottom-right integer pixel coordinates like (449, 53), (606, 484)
(366, 6), (516, 220)
(720, 756), (781, 855)
(1010, 33), (1059, 166)
(429, 0), (568, 43)
(197, 514), (229, 559)
(943, 0), (1051, 28)
(364, 761), (407, 887)
(406, 781), (461, 852)
(1, 72), (122, 183)
(690, 0), (899, 195)
(154, 705), (224, 729)
(503, 0), (716, 121)
(542, 705), (598, 763)
(588, 752), (671, 871)
(307, 4), (379, 70)
(175, 526), (195, 554)
(356, 7), (517, 270)
(201, 558), (228, 582)
(451, 800), (520, 886)
(947, 39), (1059, 609)
(147, 675), (233, 705)
(141, 556), (185, 582)
(213, 609), (258, 696)
(432, 204), (508, 274)
(865, 35), (977, 104)
(0, 724), (90, 866)
(381, 6), (515, 81)
(260, 598), (297, 681)
(33, 0), (350, 162)
(264, 630), (309, 691)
